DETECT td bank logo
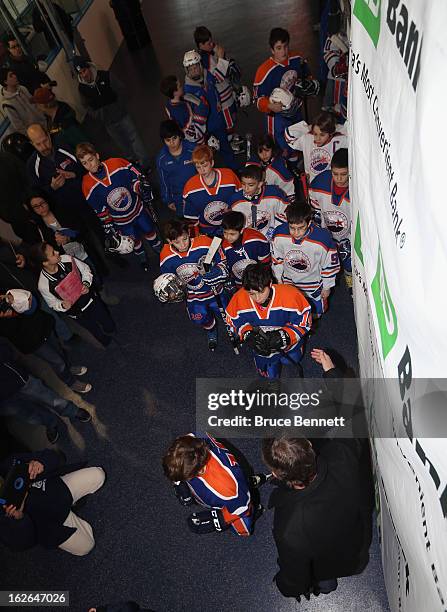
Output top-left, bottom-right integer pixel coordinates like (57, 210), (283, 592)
(353, 0), (381, 47)
(371, 247), (398, 358)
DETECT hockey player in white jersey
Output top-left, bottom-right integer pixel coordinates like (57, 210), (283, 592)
(284, 111), (347, 183)
(309, 148), (351, 290)
(229, 164), (289, 241)
(271, 201), (340, 315)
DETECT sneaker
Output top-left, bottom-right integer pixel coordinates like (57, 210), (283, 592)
(71, 380), (92, 394)
(207, 326), (218, 351)
(76, 408), (92, 423)
(70, 365), (88, 376)
(46, 426), (59, 444)
(249, 473), (273, 488)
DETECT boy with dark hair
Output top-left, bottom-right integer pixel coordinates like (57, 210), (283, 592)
(183, 144), (240, 236)
(309, 148), (351, 289)
(271, 201), (339, 315)
(159, 219), (229, 350)
(248, 133), (295, 196)
(221, 210), (270, 287)
(0, 68), (45, 134)
(76, 142), (161, 272)
(162, 433), (258, 536)
(160, 75), (206, 144)
(229, 164), (289, 239)
(226, 262), (311, 378)
(156, 120), (196, 215)
(253, 28), (312, 157)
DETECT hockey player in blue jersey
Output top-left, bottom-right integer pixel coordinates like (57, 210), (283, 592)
(229, 164), (289, 240)
(76, 142), (161, 272)
(309, 148), (351, 290)
(182, 50), (237, 170)
(271, 201), (340, 316)
(156, 120), (197, 215)
(253, 28), (312, 158)
(159, 219), (229, 350)
(226, 263), (311, 379)
(222, 210), (271, 288)
(160, 74), (207, 144)
(162, 433), (263, 536)
(248, 134), (295, 197)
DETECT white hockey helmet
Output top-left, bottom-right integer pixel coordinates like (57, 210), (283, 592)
(269, 87), (295, 110)
(106, 233), (135, 255)
(153, 273), (185, 303)
(183, 50), (201, 68)
(237, 85), (251, 108)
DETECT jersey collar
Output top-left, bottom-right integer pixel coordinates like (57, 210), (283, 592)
(200, 169), (221, 196)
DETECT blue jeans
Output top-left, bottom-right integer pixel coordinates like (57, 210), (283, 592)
(33, 333), (75, 386)
(106, 114), (150, 168)
(0, 376), (78, 429)
(40, 302), (73, 343)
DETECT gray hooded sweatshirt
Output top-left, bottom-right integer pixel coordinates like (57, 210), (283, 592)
(1, 85), (45, 134)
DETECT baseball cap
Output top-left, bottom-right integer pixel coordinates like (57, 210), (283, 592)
(72, 56), (89, 72)
(30, 87), (55, 104)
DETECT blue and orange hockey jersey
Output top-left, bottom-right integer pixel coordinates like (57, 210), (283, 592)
(183, 168), (241, 235)
(186, 434), (253, 536)
(81, 158), (142, 228)
(226, 284), (311, 358)
(160, 234), (227, 302)
(222, 228), (271, 286)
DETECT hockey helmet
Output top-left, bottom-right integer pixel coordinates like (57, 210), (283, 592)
(183, 50), (201, 68)
(269, 87), (301, 118)
(1, 132), (34, 162)
(236, 85), (251, 108)
(153, 273), (185, 303)
(105, 233), (135, 255)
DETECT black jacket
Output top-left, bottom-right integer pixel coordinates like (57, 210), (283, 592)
(4, 55), (50, 94)
(0, 449), (83, 551)
(269, 439), (373, 597)
(0, 305), (54, 354)
(0, 340), (28, 400)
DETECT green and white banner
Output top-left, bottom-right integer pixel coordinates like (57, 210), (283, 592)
(350, 1), (447, 610)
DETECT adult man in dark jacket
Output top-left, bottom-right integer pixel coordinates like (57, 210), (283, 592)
(0, 448), (105, 554)
(3, 34), (51, 94)
(73, 57), (149, 169)
(262, 436), (373, 601)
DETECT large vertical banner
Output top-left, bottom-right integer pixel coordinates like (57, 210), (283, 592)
(350, 1), (447, 610)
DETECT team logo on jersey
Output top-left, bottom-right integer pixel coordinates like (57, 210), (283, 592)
(204, 200), (229, 225)
(232, 258), (256, 280)
(107, 187), (133, 211)
(310, 148), (332, 174)
(323, 210), (349, 239)
(284, 249), (310, 272)
(280, 69), (298, 91)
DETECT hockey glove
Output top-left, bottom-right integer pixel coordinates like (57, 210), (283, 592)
(202, 262), (228, 287)
(187, 509), (229, 534)
(174, 482), (195, 507)
(266, 329), (290, 352)
(294, 78), (320, 98)
(243, 329), (271, 356)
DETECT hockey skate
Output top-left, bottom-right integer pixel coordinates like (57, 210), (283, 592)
(249, 473), (273, 488)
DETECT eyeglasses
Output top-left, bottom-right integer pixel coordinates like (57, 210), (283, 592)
(31, 202), (46, 210)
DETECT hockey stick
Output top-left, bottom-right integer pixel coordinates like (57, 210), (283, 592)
(203, 237), (240, 355)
